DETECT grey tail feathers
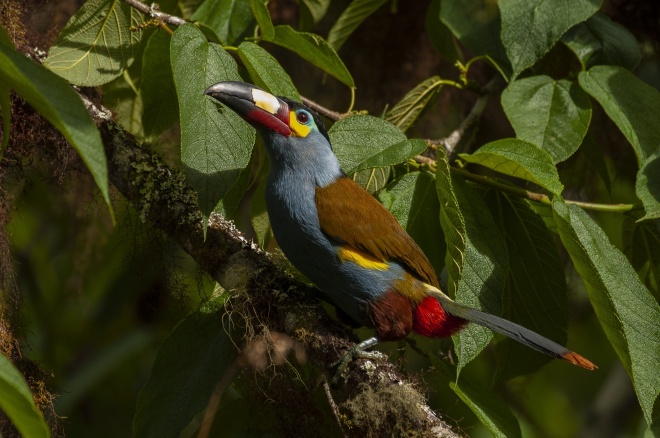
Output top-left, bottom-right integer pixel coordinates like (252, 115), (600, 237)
(424, 285), (596, 370)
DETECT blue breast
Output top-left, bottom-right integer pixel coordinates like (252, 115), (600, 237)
(265, 156), (405, 326)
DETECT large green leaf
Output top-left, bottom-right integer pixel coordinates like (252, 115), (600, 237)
(237, 42), (300, 101)
(327, 0), (387, 51)
(637, 153), (660, 221)
(269, 25), (355, 88)
(450, 381), (521, 438)
(385, 76), (443, 132)
(578, 65), (660, 164)
(379, 172), (446, 274)
(440, 0), (511, 78)
(0, 354), (51, 438)
(171, 24), (255, 217)
(553, 198), (660, 424)
(498, 0), (601, 78)
(133, 298), (242, 438)
(487, 193), (568, 382)
(141, 30), (179, 138)
(0, 44), (112, 213)
(247, 0), (274, 40)
(562, 12), (640, 71)
(459, 139), (564, 196)
(627, 220), (660, 297)
(501, 76), (591, 163)
(44, 0), (144, 86)
(329, 115), (426, 174)
(192, 0), (254, 46)
(436, 149), (508, 374)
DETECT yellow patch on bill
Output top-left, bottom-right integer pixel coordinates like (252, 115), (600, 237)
(338, 247), (389, 271)
(289, 112), (311, 138)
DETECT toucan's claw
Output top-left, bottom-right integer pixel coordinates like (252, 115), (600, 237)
(331, 337), (383, 384)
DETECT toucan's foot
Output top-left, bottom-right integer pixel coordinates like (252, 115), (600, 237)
(331, 337), (384, 384)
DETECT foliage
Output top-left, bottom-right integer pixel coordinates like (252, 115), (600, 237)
(1, 0), (659, 436)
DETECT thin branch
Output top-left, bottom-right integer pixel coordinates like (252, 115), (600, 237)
(123, 0), (187, 26)
(414, 161), (635, 213)
(301, 96), (350, 121)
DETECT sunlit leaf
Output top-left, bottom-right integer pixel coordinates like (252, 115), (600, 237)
(269, 25), (354, 88)
(498, 0), (601, 78)
(501, 76), (591, 163)
(44, 0), (144, 86)
(247, 0), (274, 40)
(352, 166), (390, 194)
(459, 139), (564, 196)
(553, 198), (660, 424)
(329, 115), (425, 174)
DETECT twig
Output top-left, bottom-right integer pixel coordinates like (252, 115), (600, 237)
(123, 0), (187, 26)
(301, 96), (350, 121)
(428, 76), (502, 158)
(323, 379), (347, 437)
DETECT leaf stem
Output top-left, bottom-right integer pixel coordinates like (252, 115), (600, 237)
(346, 87), (356, 113)
(414, 158), (635, 213)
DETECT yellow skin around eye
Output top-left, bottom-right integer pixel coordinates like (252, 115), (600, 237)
(289, 111), (311, 138)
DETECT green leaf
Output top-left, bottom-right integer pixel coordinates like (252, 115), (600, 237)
(250, 176), (272, 248)
(425, 0), (461, 62)
(627, 220), (660, 297)
(326, 0), (387, 51)
(247, 0), (274, 41)
(44, 0), (144, 86)
(269, 25), (355, 88)
(237, 42), (300, 101)
(0, 354), (51, 438)
(498, 0), (601, 78)
(637, 153), (660, 221)
(0, 44), (112, 214)
(436, 149), (508, 374)
(501, 76), (591, 163)
(192, 0), (254, 46)
(578, 65), (660, 164)
(133, 299), (242, 438)
(440, 0), (511, 78)
(553, 198), (660, 424)
(487, 193), (568, 382)
(385, 76), (443, 132)
(329, 115), (425, 174)
(299, 0), (331, 29)
(352, 166), (390, 193)
(562, 12), (641, 71)
(141, 30), (178, 138)
(459, 139), (564, 196)
(171, 24), (256, 217)
(379, 172), (446, 274)
(450, 381), (522, 438)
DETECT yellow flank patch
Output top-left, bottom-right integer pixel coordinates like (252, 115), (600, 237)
(338, 247), (389, 271)
(289, 112), (311, 138)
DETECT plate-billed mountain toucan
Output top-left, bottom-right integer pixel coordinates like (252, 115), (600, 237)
(205, 81), (596, 372)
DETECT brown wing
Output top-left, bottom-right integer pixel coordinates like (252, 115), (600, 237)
(315, 177), (440, 288)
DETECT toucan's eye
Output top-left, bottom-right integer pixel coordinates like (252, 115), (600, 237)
(296, 111), (310, 124)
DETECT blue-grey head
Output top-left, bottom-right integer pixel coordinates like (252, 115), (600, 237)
(205, 82), (340, 185)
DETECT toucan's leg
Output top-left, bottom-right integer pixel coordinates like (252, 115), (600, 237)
(331, 337), (384, 383)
